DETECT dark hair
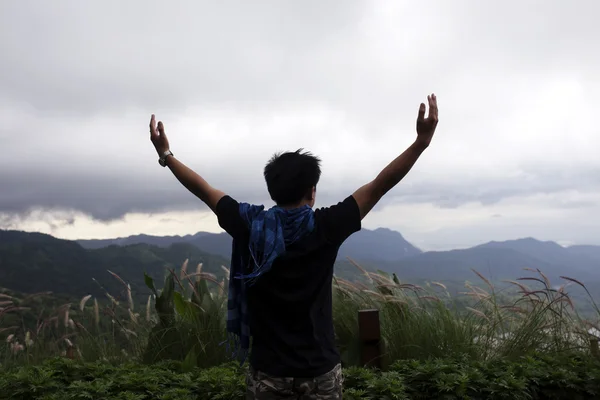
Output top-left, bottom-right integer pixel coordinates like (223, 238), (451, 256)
(263, 149), (322, 206)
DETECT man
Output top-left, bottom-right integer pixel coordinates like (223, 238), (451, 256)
(149, 94), (439, 399)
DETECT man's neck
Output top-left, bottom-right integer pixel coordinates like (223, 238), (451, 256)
(278, 200), (312, 210)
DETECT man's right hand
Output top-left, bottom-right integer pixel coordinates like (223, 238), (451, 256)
(415, 94), (439, 149)
(149, 114), (171, 156)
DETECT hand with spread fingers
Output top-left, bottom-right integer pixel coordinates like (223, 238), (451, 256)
(415, 93), (439, 148)
(149, 114), (170, 156)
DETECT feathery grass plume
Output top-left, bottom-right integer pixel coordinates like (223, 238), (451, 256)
(79, 295), (92, 312)
(461, 292), (490, 300)
(383, 296), (408, 304)
(68, 319), (75, 329)
(6, 334), (14, 343)
(128, 309), (138, 324)
(0, 293), (13, 299)
(471, 269), (493, 289)
(522, 290), (552, 301)
(121, 328), (138, 338)
(334, 286), (354, 298)
(518, 277), (547, 286)
(465, 282), (490, 297)
(347, 257), (373, 283)
(200, 273), (220, 285)
(74, 321), (90, 335)
(219, 278), (225, 297)
(64, 338), (74, 347)
(333, 278), (359, 291)
(106, 293), (119, 306)
(352, 281), (371, 291)
(107, 269), (127, 287)
(10, 341), (24, 354)
(466, 307), (491, 322)
(187, 272), (219, 286)
(221, 265), (230, 278)
(127, 284), (134, 311)
(0, 327), (17, 335)
(180, 258), (189, 279)
(25, 331), (33, 347)
(503, 280), (531, 293)
(418, 295), (442, 303)
(555, 295), (575, 310)
(93, 299), (100, 327)
(363, 290), (385, 300)
(63, 307), (70, 328)
(369, 272), (393, 286)
(398, 283), (422, 291)
(536, 269), (551, 288)
(146, 295), (152, 322)
(500, 305), (527, 314)
(196, 263), (203, 282)
(557, 283), (571, 293)
(431, 281), (447, 290)
(560, 276), (586, 288)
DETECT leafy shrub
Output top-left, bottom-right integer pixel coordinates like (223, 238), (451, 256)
(2, 354), (600, 399)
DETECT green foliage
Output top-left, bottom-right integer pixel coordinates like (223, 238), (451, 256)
(2, 354), (600, 399)
(142, 268), (227, 368)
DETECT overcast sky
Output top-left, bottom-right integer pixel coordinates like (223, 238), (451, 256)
(1, 0), (599, 250)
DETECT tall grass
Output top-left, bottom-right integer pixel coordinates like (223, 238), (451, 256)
(332, 261), (599, 367)
(1, 259), (599, 370)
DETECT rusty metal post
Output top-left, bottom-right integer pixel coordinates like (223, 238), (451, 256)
(358, 309), (382, 369)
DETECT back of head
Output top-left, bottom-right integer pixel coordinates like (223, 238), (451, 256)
(264, 149), (321, 207)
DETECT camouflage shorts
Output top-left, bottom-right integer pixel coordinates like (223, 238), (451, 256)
(246, 363), (343, 399)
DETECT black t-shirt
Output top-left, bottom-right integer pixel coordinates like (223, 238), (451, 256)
(216, 195), (361, 378)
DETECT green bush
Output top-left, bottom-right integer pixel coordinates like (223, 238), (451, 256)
(2, 354), (600, 399)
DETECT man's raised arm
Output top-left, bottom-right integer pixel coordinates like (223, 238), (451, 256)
(149, 114), (225, 213)
(352, 94), (439, 220)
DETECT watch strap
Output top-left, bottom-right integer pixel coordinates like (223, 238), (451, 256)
(158, 150), (173, 167)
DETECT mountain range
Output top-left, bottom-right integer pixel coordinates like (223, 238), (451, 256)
(2, 228), (600, 304)
(78, 229), (600, 283)
(77, 227), (423, 262)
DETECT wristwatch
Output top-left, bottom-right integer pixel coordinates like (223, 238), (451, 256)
(158, 150), (174, 167)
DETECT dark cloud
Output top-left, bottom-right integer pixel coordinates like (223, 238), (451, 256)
(2, 162), (600, 222)
(1, 0), (600, 226)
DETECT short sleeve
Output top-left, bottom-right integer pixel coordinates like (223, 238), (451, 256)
(316, 195), (362, 246)
(215, 195), (249, 240)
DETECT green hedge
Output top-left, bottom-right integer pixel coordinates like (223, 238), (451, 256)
(2, 354), (600, 399)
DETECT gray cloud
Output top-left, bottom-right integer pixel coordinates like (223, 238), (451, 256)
(2, 161), (600, 221)
(1, 0), (600, 226)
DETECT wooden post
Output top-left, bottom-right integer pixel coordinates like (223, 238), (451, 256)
(358, 309), (382, 369)
(591, 337), (599, 358)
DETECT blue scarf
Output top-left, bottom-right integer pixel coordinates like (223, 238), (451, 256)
(225, 202), (315, 364)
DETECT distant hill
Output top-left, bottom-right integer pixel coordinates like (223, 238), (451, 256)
(567, 245), (600, 262)
(78, 227), (422, 262)
(474, 238), (600, 275)
(375, 246), (582, 283)
(3, 230), (600, 307)
(0, 230), (230, 301)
